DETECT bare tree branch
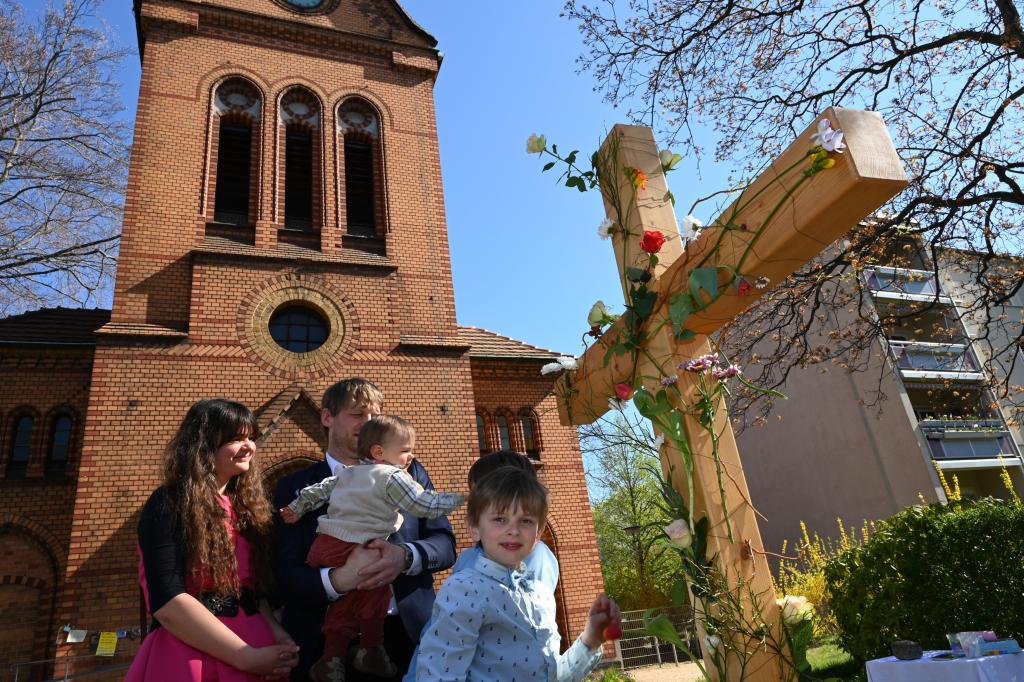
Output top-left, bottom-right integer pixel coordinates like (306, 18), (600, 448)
(0, 0), (130, 311)
(565, 0), (1024, 430)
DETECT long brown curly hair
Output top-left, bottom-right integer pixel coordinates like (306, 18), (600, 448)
(163, 398), (272, 596)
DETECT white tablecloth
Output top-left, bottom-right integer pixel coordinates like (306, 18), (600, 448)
(867, 650), (1024, 682)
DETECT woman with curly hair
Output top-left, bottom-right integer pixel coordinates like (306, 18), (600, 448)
(126, 398), (299, 681)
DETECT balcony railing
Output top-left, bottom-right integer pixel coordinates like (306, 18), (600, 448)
(920, 419), (1019, 460)
(888, 340), (983, 379)
(864, 266), (951, 302)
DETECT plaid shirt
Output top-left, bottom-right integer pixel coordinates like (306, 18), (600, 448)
(287, 460), (463, 543)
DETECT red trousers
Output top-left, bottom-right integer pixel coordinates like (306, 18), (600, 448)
(307, 534), (391, 658)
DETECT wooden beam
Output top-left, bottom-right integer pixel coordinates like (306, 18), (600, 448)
(556, 107), (907, 426)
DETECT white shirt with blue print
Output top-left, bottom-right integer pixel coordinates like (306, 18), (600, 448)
(412, 552), (601, 681)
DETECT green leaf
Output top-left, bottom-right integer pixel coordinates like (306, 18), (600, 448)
(664, 190), (675, 206)
(660, 411), (686, 448)
(644, 613), (690, 651)
(632, 290), (658, 320)
(625, 266), (648, 283)
(668, 292), (693, 330)
(632, 388), (656, 418)
(566, 150), (578, 165)
(676, 329), (696, 341)
(542, 161), (555, 172)
(671, 579), (689, 607)
(689, 267), (719, 306)
(693, 516), (710, 564)
(654, 390), (673, 413)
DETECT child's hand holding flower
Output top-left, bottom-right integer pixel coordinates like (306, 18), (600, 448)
(279, 507), (298, 524)
(582, 593), (622, 649)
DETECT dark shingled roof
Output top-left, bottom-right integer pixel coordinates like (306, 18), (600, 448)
(0, 307), (111, 345)
(456, 326), (563, 361)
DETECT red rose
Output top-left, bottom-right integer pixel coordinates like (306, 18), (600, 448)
(603, 623), (623, 640)
(737, 278), (753, 296)
(640, 230), (666, 254)
(615, 383), (635, 401)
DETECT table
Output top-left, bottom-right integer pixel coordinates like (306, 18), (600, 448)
(867, 650), (1024, 682)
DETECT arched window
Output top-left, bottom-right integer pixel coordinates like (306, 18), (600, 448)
(280, 89), (321, 234)
(338, 99), (385, 247)
(476, 413), (490, 455)
(47, 414), (72, 476)
(211, 79), (261, 227)
(496, 414), (511, 451)
(519, 409), (541, 461)
(7, 415), (33, 478)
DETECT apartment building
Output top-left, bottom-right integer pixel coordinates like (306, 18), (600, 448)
(735, 235), (1024, 554)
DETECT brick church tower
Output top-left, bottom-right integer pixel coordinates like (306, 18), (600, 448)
(0, 0), (605, 676)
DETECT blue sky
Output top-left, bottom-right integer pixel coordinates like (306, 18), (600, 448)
(58, 0), (729, 358)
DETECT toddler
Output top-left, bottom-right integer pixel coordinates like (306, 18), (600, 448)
(280, 415), (464, 681)
(414, 466), (620, 680)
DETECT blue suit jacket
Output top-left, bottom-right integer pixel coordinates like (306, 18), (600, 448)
(272, 458), (456, 680)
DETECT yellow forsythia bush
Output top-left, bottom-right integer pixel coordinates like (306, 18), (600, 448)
(775, 519), (874, 639)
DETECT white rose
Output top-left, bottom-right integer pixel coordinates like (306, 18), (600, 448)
(597, 217), (614, 240)
(664, 519), (692, 549)
(540, 362), (562, 376)
(659, 149), (682, 171)
(705, 634), (721, 650)
(587, 300), (610, 327)
(682, 214), (703, 238)
(556, 356), (578, 370)
(776, 595), (813, 626)
(526, 133), (547, 154)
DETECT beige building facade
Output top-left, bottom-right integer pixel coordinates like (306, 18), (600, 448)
(735, 236), (1024, 555)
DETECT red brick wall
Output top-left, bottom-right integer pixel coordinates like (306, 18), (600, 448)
(0, 347), (91, 672)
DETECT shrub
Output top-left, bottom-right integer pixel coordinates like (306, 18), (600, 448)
(776, 519), (873, 639)
(824, 497), (1024, 662)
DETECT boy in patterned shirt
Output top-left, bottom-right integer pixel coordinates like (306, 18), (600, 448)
(414, 467), (621, 681)
(279, 415), (463, 681)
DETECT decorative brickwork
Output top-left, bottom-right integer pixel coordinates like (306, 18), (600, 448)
(237, 272), (360, 377)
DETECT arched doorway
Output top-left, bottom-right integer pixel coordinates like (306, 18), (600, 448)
(0, 525), (58, 681)
(262, 455), (319, 500)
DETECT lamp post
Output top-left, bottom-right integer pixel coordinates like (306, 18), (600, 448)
(622, 524), (645, 584)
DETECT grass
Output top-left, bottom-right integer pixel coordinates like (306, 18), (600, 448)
(806, 641), (866, 681)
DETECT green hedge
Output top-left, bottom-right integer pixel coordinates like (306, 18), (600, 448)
(824, 498), (1024, 662)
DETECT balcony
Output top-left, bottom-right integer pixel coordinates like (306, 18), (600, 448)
(920, 419), (1020, 467)
(889, 340), (984, 381)
(865, 266), (953, 303)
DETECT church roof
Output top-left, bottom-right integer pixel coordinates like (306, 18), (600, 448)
(456, 326), (563, 361)
(0, 308), (564, 362)
(0, 307), (111, 345)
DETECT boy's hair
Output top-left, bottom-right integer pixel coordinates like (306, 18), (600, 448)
(468, 450), (535, 487)
(357, 414), (415, 461)
(322, 378), (384, 416)
(467, 466), (548, 525)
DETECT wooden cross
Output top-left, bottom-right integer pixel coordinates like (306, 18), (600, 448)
(557, 108), (906, 682)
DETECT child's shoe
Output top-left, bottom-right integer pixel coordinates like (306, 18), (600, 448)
(309, 655), (346, 682)
(352, 646), (397, 677)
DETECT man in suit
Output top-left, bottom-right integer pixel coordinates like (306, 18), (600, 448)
(273, 378), (457, 681)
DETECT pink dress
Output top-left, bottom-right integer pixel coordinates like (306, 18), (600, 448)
(126, 496), (276, 682)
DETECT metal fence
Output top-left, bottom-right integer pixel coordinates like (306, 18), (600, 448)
(8, 654), (133, 682)
(612, 606), (699, 670)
